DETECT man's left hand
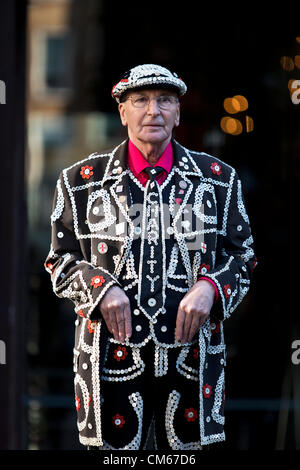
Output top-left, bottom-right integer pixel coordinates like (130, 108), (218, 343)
(175, 280), (215, 343)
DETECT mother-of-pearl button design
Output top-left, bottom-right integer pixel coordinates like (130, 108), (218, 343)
(135, 325), (142, 332)
(161, 326), (167, 332)
(148, 298), (156, 307)
(133, 309), (140, 316)
(237, 225), (242, 231)
(57, 232), (64, 238)
(93, 206), (99, 215)
(207, 200), (212, 208)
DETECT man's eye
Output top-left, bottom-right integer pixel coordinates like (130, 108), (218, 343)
(158, 96), (171, 104)
(134, 97), (148, 104)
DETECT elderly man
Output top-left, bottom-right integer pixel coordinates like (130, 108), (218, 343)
(45, 64), (256, 450)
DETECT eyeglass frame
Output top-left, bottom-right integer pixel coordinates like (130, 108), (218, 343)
(124, 93), (179, 110)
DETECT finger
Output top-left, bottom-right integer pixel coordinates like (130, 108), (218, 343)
(115, 310), (126, 342)
(108, 310), (119, 341)
(181, 308), (194, 344)
(123, 302), (132, 339)
(175, 307), (185, 342)
(187, 314), (201, 342)
(100, 308), (113, 334)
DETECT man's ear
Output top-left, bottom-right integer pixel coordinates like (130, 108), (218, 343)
(118, 103), (128, 126)
(174, 103), (180, 127)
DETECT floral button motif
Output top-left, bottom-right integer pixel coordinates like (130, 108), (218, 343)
(199, 263), (210, 275)
(87, 320), (97, 334)
(75, 396), (81, 411)
(114, 346), (128, 362)
(224, 284), (231, 298)
(210, 320), (220, 334)
(184, 407), (198, 422)
(203, 384), (212, 398)
(80, 165), (94, 180)
(90, 275), (105, 288)
(210, 162), (222, 175)
(112, 414), (125, 428)
(193, 347), (199, 359)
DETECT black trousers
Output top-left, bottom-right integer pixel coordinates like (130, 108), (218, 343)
(88, 339), (202, 450)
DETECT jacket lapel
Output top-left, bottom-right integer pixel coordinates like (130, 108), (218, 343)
(99, 138), (205, 283)
(100, 139), (134, 275)
(171, 139), (205, 285)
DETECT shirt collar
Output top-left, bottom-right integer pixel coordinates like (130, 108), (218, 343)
(127, 139), (173, 178)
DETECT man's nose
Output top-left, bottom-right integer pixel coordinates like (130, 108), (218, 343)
(146, 98), (161, 115)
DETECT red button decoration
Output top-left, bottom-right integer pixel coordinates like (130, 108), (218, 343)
(203, 384), (212, 398)
(90, 275), (105, 288)
(114, 346), (128, 362)
(224, 284), (232, 298)
(184, 407), (198, 422)
(112, 414), (125, 428)
(80, 165), (94, 180)
(210, 162), (222, 175)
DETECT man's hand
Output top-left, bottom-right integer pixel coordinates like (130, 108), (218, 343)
(99, 286), (132, 342)
(175, 280), (215, 343)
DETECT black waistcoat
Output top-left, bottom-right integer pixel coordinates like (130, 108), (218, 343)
(118, 169), (189, 346)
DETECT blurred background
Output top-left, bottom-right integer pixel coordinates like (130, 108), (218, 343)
(0, 0), (299, 450)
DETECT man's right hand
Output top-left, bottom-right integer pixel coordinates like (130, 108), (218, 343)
(99, 285), (132, 343)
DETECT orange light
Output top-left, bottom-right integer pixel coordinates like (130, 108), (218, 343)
(296, 37), (300, 44)
(223, 97), (238, 114)
(280, 56), (294, 71)
(223, 95), (248, 114)
(288, 79), (300, 92)
(294, 55), (300, 69)
(245, 116), (254, 133)
(220, 116), (243, 135)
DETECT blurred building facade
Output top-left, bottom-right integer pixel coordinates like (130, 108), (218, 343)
(3, 0), (297, 450)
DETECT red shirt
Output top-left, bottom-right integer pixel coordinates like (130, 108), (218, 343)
(127, 139), (218, 302)
(127, 139), (173, 186)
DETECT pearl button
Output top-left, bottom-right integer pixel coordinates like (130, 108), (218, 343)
(133, 309), (140, 316)
(148, 298), (156, 307)
(82, 363), (88, 370)
(161, 326), (167, 332)
(135, 325), (142, 332)
(237, 225), (242, 231)
(92, 207), (99, 215)
(57, 232), (64, 238)
(207, 200), (212, 208)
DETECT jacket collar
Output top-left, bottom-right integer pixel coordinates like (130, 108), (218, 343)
(101, 137), (204, 185)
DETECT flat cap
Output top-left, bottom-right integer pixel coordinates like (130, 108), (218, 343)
(111, 64), (187, 103)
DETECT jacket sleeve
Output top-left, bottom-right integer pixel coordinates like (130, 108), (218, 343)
(44, 170), (120, 319)
(200, 168), (257, 321)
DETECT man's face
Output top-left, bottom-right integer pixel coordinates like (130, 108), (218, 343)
(118, 88), (180, 147)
